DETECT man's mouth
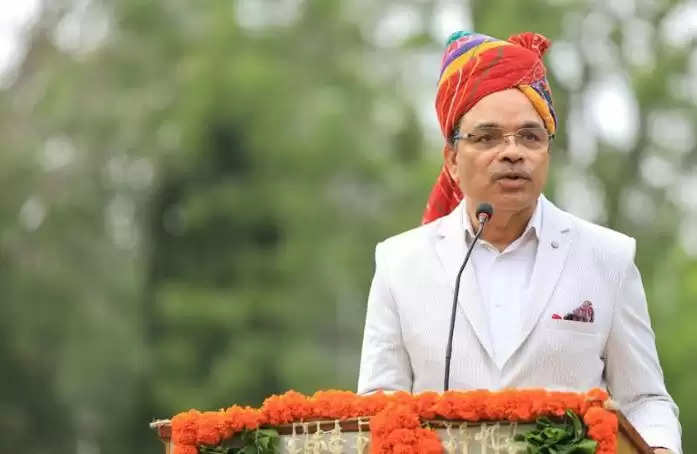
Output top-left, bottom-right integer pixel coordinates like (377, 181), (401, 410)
(497, 172), (530, 181)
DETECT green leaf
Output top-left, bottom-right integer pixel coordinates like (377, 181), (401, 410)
(230, 428), (279, 454)
(569, 410), (585, 442)
(570, 438), (598, 453)
(199, 446), (231, 454)
(517, 411), (597, 454)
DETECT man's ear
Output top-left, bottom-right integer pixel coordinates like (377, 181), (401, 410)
(443, 143), (459, 184)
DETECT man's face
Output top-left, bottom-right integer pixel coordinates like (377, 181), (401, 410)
(444, 88), (550, 214)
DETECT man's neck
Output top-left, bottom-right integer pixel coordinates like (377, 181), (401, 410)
(467, 201), (537, 252)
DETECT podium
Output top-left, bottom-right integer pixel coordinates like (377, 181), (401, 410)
(150, 411), (652, 453)
(149, 390), (655, 454)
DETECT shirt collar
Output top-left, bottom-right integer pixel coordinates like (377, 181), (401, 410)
(462, 196), (543, 245)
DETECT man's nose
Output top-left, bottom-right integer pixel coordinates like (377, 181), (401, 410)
(497, 137), (524, 162)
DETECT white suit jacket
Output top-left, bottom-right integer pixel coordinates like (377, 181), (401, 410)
(357, 195), (682, 453)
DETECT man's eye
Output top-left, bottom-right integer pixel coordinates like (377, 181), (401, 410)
(520, 129), (546, 142)
(475, 134), (495, 143)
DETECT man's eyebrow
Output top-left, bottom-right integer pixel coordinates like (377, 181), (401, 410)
(469, 121), (545, 130)
(471, 122), (501, 129)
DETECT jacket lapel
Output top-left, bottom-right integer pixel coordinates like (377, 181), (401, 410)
(433, 201), (495, 361)
(504, 196), (576, 364)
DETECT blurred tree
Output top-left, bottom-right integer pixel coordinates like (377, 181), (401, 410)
(0, 0), (694, 453)
(2, 1), (431, 452)
(137, 0), (430, 409)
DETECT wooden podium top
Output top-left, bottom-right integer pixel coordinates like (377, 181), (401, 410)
(616, 412), (654, 454)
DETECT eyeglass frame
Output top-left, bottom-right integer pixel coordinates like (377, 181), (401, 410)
(450, 126), (555, 151)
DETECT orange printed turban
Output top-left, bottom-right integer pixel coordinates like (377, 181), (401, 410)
(422, 31), (557, 224)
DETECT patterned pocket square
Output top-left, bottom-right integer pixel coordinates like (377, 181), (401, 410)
(552, 300), (594, 323)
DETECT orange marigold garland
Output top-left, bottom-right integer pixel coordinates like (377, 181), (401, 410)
(584, 406), (618, 454)
(311, 389), (363, 419)
(261, 390), (312, 425)
(171, 409), (200, 446)
(370, 403), (442, 454)
(173, 445), (199, 454)
(169, 388), (617, 454)
(196, 411), (225, 446)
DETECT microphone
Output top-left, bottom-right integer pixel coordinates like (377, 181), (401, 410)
(444, 202), (493, 391)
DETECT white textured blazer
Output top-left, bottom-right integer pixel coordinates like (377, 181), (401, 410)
(357, 195), (682, 453)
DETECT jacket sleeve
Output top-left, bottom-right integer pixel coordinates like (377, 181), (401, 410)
(357, 242), (413, 394)
(604, 238), (682, 454)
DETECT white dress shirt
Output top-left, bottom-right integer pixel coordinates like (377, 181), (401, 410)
(462, 201), (542, 369)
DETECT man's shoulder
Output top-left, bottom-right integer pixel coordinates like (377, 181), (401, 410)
(573, 214), (634, 247)
(376, 219), (440, 262)
(550, 201), (636, 261)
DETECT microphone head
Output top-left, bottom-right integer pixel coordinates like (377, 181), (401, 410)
(476, 202), (494, 222)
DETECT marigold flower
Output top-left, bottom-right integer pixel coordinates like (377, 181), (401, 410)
(171, 409), (200, 445)
(355, 391), (390, 415)
(261, 390), (311, 425)
(172, 443), (198, 454)
(584, 406), (618, 454)
(415, 428), (444, 454)
(196, 411), (224, 445)
(311, 389), (359, 419)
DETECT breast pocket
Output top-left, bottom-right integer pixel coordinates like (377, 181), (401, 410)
(541, 319), (598, 335)
(526, 321), (605, 390)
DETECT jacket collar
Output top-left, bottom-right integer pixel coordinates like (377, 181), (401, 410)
(433, 194), (576, 369)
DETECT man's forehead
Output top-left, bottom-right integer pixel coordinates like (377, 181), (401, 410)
(469, 120), (545, 130)
(458, 90), (544, 128)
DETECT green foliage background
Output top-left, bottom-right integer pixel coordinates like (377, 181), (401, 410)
(0, 1), (694, 453)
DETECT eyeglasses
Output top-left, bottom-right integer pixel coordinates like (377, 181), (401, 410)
(453, 127), (553, 151)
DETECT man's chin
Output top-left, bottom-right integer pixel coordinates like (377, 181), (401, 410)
(488, 192), (539, 213)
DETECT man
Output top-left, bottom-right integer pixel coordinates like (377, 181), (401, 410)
(357, 31), (682, 453)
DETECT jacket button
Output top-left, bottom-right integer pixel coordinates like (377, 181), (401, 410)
(551, 240), (559, 249)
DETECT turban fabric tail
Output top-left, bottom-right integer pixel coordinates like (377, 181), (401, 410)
(421, 31), (557, 224)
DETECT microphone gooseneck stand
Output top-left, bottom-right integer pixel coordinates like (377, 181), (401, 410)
(443, 203), (492, 392)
